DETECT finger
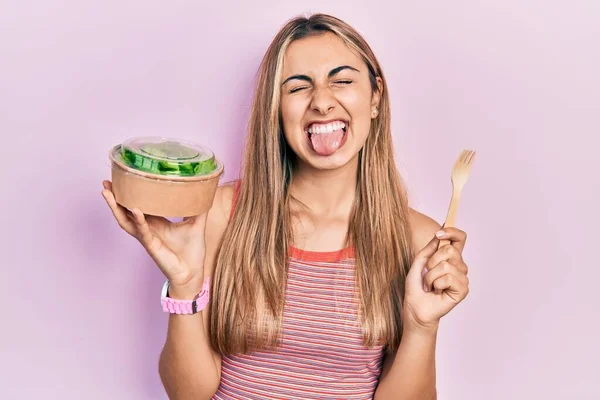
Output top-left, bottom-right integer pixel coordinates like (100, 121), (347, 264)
(436, 223), (451, 249)
(432, 274), (453, 294)
(426, 243), (464, 273)
(128, 209), (168, 235)
(131, 208), (160, 253)
(460, 262), (468, 275)
(413, 235), (441, 266)
(431, 273), (469, 300)
(144, 213), (169, 227)
(423, 260), (463, 292)
(102, 188), (137, 234)
(435, 227), (467, 252)
(180, 214), (198, 226)
(410, 235), (440, 287)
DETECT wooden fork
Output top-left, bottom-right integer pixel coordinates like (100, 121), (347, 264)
(438, 149), (476, 249)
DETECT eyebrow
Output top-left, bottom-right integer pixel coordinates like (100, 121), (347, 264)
(282, 65), (360, 86)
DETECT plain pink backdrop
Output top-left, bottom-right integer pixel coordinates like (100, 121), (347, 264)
(2, 1), (598, 399)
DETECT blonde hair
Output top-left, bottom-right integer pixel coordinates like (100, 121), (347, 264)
(210, 13), (414, 355)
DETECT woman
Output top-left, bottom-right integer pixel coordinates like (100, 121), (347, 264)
(102, 13), (470, 400)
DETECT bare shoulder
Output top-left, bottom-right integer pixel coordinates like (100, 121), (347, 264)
(408, 208), (442, 253)
(204, 181), (237, 276)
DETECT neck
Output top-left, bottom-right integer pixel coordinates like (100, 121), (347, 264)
(289, 155), (358, 217)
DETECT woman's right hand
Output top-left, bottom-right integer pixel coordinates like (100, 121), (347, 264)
(101, 180), (208, 295)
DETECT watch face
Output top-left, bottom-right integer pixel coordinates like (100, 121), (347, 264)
(161, 280), (170, 300)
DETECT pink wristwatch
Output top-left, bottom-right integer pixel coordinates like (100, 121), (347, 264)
(160, 277), (211, 314)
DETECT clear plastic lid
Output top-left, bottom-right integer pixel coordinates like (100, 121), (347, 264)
(117, 136), (218, 176)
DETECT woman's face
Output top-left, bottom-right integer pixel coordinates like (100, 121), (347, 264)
(280, 32), (381, 171)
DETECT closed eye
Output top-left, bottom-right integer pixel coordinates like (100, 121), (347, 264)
(290, 86), (309, 93)
(289, 80), (352, 93)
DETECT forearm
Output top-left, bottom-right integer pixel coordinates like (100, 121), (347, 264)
(159, 279), (220, 400)
(374, 324), (438, 400)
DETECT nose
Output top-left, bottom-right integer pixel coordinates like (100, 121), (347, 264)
(310, 87), (335, 115)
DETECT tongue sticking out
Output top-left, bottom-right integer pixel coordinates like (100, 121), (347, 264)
(310, 128), (345, 156)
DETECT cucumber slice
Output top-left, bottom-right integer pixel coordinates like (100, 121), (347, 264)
(119, 138), (217, 176)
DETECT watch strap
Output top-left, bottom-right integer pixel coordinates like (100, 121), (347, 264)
(161, 277), (211, 314)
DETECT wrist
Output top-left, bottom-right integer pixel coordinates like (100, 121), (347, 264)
(167, 274), (204, 300)
(403, 311), (440, 337)
(403, 322), (439, 338)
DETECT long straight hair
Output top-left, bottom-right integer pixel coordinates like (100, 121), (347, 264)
(210, 13), (414, 354)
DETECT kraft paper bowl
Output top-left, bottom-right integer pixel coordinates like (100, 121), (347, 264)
(108, 137), (224, 217)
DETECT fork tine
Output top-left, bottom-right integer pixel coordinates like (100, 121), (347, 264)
(464, 149), (472, 163)
(454, 149), (467, 166)
(466, 150), (476, 164)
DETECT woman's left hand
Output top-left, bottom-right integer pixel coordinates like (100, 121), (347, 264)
(403, 227), (470, 332)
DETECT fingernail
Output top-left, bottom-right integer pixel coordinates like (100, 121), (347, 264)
(435, 230), (445, 238)
(423, 282), (429, 292)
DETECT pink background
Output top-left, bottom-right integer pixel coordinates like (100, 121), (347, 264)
(2, 1), (598, 399)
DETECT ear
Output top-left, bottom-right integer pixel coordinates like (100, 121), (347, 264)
(371, 77), (383, 118)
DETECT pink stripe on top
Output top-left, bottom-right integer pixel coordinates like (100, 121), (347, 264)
(213, 251), (384, 399)
(212, 182), (385, 399)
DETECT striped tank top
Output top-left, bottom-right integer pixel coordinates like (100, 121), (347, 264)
(212, 183), (385, 399)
